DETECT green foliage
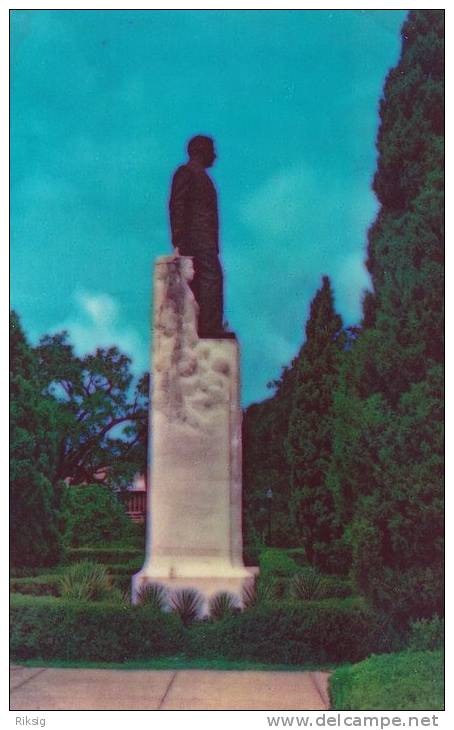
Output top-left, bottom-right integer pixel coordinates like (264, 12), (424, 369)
(318, 575), (353, 599)
(291, 568), (325, 601)
(330, 650), (444, 711)
(252, 550), (354, 602)
(209, 592), (239, 621)
(242, 365), (300, 550)
(110, 574), (133, 593)
(291, 569), (353, 601)
(10, 594), (184, 662)
(34, 330), (148, 486)
(65, 546), (143, 565)
(259, 549), (300, 579)
(10, 312), (65, 568)
(10, 310), (147, 568)
(62, 484), (138, 547)
(242, 279), (349, 565)
(285, 277), (346, 569)
(170, 589), (203, 627)
(10, 575), (61, 597)
(136, 584), (168, 612)
(242, 530), (266, 567)
(327, 10), (444, 623)
(187, 598), (403, 665)
(58, 561), (114, 602)
(408, 616), (444, 652)
(242, 577), (276, 609)
(11, 592), (405, 666)
(284, 548), (308, 567)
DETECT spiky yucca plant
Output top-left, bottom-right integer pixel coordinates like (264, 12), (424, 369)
(170, 588), (203, 626)
(242, 578), (275, 609)
(209, 591), (239, 620)
(59, 561), (112, 602)
(291, 568), (325, 600)
(136, 583), (168, 612)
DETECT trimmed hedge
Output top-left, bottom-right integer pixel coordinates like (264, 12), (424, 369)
(10, 565), (65, 579)
(285, 548), (308, 567)
(258, 550), (354, 601)
(319, 575), (353, 599)
(186, 599), (403, 665)
(330, 650), (444, 710)
(65, 547), (144, 566)
(10, 575), (61, 597)
(10, 594), (184, 662)
(259, 549), (301, 579)
(10, 594), (404, 665)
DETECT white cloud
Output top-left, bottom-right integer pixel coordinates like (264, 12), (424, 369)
(239, 160), (378, 252)
(330, 251), (372, 325)
(76, 291), (119, 327)
(240, 163), (315, 241)
(48, 290), (148, 374)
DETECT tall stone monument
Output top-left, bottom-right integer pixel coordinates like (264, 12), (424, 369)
(132, 254), (255, 613)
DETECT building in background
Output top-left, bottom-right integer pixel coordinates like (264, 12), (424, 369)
(126, 473), (147, 523)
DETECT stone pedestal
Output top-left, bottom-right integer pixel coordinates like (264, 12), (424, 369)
(132, 255), (256, 614)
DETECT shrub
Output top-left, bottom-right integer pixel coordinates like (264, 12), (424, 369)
(209, 592), (239, 621)
(170, 589), (203, 626)
(62, 485), (139, 548)
(242, 531), (265, 567)
(111, 574), (134, 592)
(408, 616), (444, 651)
(187, 598), (404, 664)
(105, 558), (144, 573)
(65, 547), (143, 566)
(320, 575), (354, 599)
(291, 569), (354, 601)
(285, 548), (308, 567)
(58, 561), (113, 602)
(242, 577), (276, 609)
(330, 650), (444, 710)
(136, 583), (168, 612)
(10, 575), (60, 597)
(10, 594), (184, 662)
(259, 549), (300, 580)
(353, 548), (444, 627)
(11, 594), (406, 666)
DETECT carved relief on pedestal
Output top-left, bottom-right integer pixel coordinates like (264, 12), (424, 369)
(152, 256), (232, 433)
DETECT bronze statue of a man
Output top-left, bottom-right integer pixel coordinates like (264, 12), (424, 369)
(169, 135), (232, 339)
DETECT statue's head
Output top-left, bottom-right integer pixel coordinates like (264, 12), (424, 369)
(187, 135), (216, 168)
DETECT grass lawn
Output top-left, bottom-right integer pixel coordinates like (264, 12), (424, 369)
(330, 649), (444, 711)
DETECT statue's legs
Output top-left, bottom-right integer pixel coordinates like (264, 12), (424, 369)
(190, 245), (224, 336)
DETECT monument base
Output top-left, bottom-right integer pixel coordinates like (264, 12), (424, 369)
(131, 565), (258, 616)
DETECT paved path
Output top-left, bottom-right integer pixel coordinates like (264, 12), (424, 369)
(10, 665), (330, 711)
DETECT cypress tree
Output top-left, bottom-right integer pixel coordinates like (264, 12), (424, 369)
(285, 276), (345, 569)
(242, 360), (299, 552)
(329, 10), (444, 623)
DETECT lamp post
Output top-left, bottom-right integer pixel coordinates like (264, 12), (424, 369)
(266, 487), (273, 545)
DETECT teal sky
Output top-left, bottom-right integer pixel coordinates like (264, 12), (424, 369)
(11, 9), (407, 405)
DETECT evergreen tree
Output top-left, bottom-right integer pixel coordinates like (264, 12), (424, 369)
(285, 276), (345, 569)
(329, 10), (444, 623)
(242, 359), (299, 553)
(10, 312), (64, 567)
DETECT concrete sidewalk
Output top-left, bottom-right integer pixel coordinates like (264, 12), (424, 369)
(10, 665), (330, 711)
